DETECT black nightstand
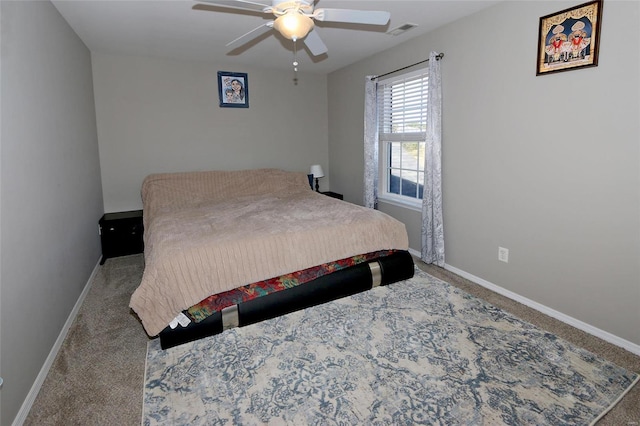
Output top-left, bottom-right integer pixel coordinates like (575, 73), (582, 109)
(99, 210), (144, 264)
(321, 191), (343, 200)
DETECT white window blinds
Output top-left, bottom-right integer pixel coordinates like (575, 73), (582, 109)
(378, 70), (429, 140)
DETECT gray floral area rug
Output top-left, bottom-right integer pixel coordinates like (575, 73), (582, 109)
(143, 269), (638, 425)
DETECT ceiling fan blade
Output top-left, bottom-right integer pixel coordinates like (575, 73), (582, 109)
(195, 0), (271, 13)
(303, 29), (327, 56)
(313, 8), (390, 25)
(226, 22), (274, 49)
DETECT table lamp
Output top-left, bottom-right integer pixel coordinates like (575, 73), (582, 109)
(309, 165), (324, 192)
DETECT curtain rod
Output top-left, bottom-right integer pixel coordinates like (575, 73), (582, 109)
(370, 52), (444, 80)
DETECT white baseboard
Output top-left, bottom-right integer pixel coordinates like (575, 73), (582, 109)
(12, 258), (102, 426)
(443, 263), (640, 357)
(409, 249), (640, 356)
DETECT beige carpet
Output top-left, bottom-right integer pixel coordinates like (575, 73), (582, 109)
(25, 254), (640, 425)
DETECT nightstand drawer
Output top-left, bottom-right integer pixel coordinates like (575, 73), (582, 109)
(99, 210), (144, 264)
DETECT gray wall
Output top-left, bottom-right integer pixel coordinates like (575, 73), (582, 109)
(92, 53), (329, 212)
(0, 1), (103, 424)
(328, 1), (639, 347)
(1, 1), (637, 423)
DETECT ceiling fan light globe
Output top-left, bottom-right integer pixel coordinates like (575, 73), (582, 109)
(273, 12), (314, 40)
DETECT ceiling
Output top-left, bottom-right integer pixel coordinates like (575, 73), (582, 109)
(51, 0), (500, 74)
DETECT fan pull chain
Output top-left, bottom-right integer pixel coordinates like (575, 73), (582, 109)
(292, 39), (299, 85)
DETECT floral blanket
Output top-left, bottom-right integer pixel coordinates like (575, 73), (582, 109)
(187, 250), (395, 322)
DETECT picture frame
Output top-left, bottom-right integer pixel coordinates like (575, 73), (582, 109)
(536, 0), (603, 76)
(217, 71), (249, 108)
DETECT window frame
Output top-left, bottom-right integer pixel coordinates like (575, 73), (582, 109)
(376, 68), (429, 211)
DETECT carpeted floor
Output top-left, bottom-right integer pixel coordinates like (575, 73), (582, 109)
(24, 254), (640, 425)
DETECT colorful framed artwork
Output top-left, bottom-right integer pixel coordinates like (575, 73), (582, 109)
(218, 71), (249, 108)
(536, 0), (603, 76)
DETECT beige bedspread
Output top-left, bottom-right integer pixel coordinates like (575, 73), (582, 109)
(129, 169), (409, 336)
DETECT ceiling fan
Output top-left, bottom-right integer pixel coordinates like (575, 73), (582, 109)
(194, 0), (391, 56)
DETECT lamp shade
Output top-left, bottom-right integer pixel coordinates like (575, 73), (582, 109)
(310, 164), (324, 178)
(273, 11), (314, 41)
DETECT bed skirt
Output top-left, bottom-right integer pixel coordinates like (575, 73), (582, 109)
(159, 250), (414, 349)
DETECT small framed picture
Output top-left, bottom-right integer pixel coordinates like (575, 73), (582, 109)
(536, 0), (603, 76)
(217, 71), (249, 108)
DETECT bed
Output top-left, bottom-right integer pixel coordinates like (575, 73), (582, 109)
(129, 168), (415, 349)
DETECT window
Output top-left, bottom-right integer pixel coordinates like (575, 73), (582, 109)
(377, 69), (428, 209)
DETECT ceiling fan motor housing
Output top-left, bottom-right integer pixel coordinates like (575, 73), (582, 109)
(272, 0), (314, 16)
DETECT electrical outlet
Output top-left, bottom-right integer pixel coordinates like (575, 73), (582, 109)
(498, 247), (509, 263)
